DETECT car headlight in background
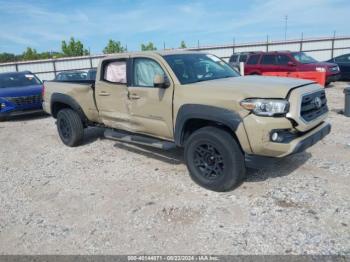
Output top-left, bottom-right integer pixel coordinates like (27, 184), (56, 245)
(316, 67), (326, 72)
(240, 99), (289, 116)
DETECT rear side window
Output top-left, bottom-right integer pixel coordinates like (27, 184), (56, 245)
(261, 55), (276, 65)
(103, 60), (127, 84)
(239, 54), (248, 62)
(229, 55), (238, 63)
(335, 55), (350, 63)
(276, 55), (291, 65)
(246, 54), (260, 65)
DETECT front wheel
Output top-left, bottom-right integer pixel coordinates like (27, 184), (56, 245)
(184, 127), (246, 192)
(57, 108), (84, 147)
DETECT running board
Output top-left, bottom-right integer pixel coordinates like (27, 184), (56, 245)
(104, 129), (176, 150)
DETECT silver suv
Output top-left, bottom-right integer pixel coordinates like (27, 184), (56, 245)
(229, 52), (254, 72)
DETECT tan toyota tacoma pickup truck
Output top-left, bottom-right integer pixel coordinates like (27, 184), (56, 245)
(43, 51), (331, 191)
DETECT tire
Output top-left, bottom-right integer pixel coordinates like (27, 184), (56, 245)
(56, 108), (84, 147)
(0, 116), (7, 122)
(184, 126), (246, 192)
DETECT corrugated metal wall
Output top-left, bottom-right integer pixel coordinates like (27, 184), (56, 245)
(1, 36), (350, 80)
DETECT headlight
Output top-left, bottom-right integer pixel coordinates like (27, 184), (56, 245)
(0, 103), (5, 110)
(240, 99), (289, 116)
(316, 67), (326, 72)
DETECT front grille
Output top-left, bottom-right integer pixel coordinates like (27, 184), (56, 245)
(300, 90), (328, 122)
(6, 94), (42, 106)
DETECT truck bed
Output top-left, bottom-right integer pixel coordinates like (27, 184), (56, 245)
(43, 80), (100, 123)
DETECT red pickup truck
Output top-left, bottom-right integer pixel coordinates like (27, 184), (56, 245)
(244, 51), (341, 85)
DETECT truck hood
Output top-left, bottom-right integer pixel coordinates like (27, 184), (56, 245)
(0, 84), (43, 98)
(185, 76), (315, 98)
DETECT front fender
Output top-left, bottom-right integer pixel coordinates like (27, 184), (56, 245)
(174, 104), (242, 146)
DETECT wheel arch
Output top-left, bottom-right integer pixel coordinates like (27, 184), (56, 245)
(174, 104), (243, 148)
(51, 93), (88, 125)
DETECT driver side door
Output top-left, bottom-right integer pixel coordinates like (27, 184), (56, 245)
(127, 57), (174, 140)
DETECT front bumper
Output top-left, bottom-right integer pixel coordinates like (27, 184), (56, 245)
(326, 73), (341, 83)
(245, 122), (331, 168)
(0, 108), (43, 118)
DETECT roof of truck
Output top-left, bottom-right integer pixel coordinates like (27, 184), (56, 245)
(104, 50), (206, 59)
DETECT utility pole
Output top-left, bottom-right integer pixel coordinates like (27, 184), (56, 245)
(163, 42), (166, 50)
(284, 15), (288, 41)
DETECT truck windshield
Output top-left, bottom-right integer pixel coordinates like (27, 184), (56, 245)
(292, 52), (318, 64)
(0, 73), (42, 88)
(163, 53), (239, 84)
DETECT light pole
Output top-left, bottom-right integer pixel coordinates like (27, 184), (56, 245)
(284, 15), (288, 41)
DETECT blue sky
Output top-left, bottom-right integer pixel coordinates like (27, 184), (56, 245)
(0, 0), (349, 54)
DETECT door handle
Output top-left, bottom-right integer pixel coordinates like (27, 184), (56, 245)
(99, 91), (110, 96)
(129, 93), (141, 100)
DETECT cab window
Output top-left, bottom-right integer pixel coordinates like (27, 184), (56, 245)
(103, 60), (127, 84)
(133, 58), (165, 87)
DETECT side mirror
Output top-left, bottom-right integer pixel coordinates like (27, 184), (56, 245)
(154, 74), (170, 88)
(288, 61), (296, 66)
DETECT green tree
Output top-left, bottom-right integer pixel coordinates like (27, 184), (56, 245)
(22, 47), (39, 61)
(0, 53), (16, 63)
(61, 37), (89, 57)
(141, 42), (157, 51)
(179, 40), (187, 48)
(103, 39), (125, 54)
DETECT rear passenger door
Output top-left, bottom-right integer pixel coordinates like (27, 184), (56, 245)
(245, 54), (260, 74)
(95, 57), (132, 130)
(260, 54), (278, 73)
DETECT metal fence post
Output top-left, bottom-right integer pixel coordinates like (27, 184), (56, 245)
(266, 35), (269, 52)
(52, 59), (57, 76)
(331, 31), (336, 58)
(300, 32), (304, 51)
(89, 57), (93, 69)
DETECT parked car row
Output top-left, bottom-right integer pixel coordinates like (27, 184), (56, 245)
(229, 51), (350, 84)
(0, 69), (97, 121)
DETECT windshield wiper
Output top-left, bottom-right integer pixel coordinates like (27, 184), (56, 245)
(194, 76), (234, 83)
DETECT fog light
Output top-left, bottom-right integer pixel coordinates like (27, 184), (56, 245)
(271, 132), (279, 141)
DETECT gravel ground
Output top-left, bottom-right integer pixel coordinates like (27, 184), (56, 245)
(0, 82), (349, 255)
